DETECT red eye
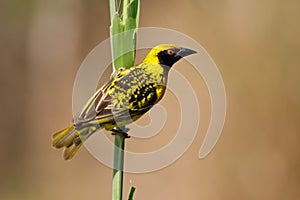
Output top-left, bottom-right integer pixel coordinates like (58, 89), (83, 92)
(167, 49), (174, 55)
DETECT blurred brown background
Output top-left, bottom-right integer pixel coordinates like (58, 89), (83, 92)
(1, 0), (300, 199)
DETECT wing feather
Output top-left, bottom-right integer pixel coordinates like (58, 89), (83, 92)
(73, 67), (165, 128)
(73, 80), (113, 125)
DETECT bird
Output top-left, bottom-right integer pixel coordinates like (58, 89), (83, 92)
(52, 44), (196, 160)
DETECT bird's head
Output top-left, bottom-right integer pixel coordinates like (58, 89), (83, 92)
(143, 44), (197, 67)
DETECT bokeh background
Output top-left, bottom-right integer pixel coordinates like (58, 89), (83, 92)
(1, 0), (300, 199)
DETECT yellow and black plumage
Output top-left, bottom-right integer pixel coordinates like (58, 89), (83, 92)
(52, 44), (196, 160)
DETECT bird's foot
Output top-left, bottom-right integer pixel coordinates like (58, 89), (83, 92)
(111, 128), (130, 138)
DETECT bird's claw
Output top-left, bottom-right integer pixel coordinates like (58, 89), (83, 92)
(111, 129), (130, 138)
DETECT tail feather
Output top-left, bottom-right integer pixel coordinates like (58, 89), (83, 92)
(52, 125), (91, 160)
(63, 142), (82, 160)
(52, 125), (76, 148)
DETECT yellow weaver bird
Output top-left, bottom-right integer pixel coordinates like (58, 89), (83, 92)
(52, 44), (196, 160)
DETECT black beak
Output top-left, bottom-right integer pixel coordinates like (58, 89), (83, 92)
(176, 47), (197, 58)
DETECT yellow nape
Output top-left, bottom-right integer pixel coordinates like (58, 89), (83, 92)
(142, 44), (178, 64)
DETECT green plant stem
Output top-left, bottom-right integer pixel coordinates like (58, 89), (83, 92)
(112, 133), (125, 200)
(109, 0), (140, 199)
